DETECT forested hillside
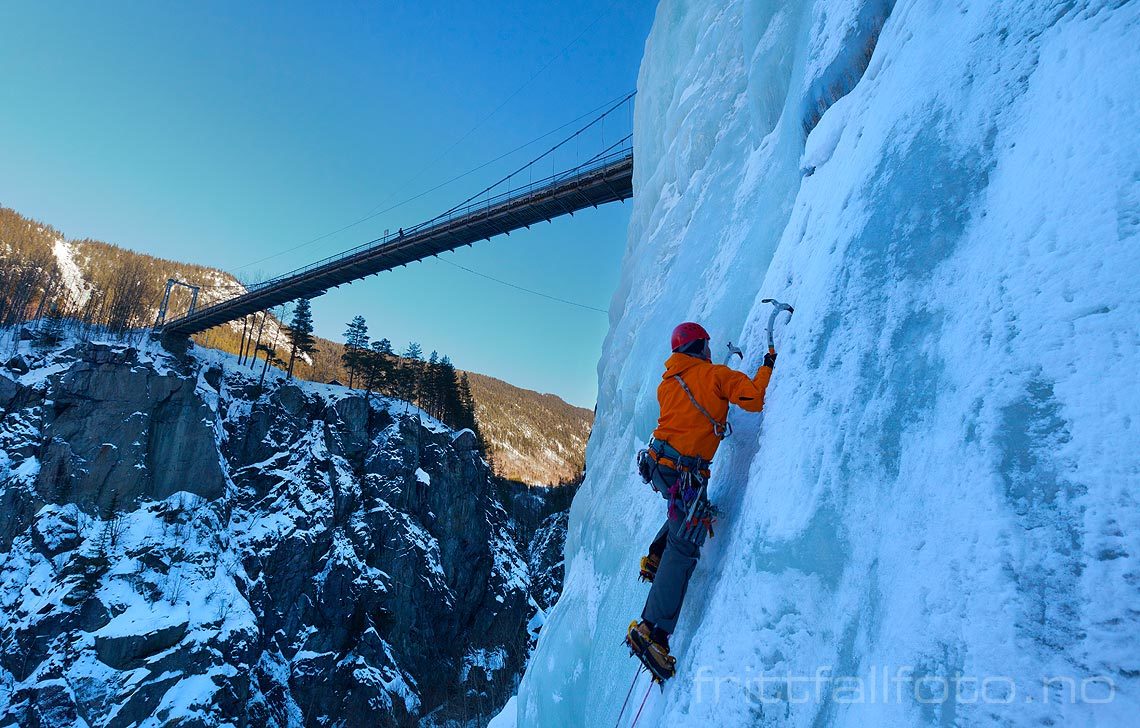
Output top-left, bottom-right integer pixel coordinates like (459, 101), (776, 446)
(465, 373), (592, 486)
(0, 205), (281, 357)
(0, 204), (592, 485)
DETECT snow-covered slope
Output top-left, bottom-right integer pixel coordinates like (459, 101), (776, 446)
(508, 1), (1140, 726)
(39, 231), (299, 364)
(51, 240), (92, 309)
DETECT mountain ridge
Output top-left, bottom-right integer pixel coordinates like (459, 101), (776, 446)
(463, 371), (592, 486)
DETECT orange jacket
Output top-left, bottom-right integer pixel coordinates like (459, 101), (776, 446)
(651, 352), (772, 462)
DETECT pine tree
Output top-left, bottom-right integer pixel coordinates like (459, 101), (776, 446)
(455, 371), (489, 462)
(458, 372), (476, 428)
(341, 315), (369, 388)
(36, 303), (66, 348)
(373, 338), (394, 395)
(423, 351), (441, 418)
(362, 339), (394, 396)
(436, 355), (463, 426)
(286, 299), (317, 379)
(400, 341), (424, 406)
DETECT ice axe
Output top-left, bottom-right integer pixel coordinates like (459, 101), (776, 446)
(761, 298), (794, 352)
(724, 341), (743, 364)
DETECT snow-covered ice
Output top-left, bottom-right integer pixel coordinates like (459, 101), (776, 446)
(51, 239), (92, 309)
(505, 1), (1140, 726)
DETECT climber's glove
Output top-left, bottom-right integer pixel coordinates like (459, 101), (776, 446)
(763, 349), (777, 369)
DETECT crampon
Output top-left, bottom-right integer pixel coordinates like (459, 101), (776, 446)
(624, 620), (675, 684)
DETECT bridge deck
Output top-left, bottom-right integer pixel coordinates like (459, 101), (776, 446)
(160, 150), (633, 337)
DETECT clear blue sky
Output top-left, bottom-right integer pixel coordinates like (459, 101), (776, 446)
(0, 1), (658, 408)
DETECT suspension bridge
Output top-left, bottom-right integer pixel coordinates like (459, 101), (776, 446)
(157, 93), (635, 338)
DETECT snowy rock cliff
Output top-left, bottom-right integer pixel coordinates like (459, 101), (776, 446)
(508, 1), (1139, 726)
(0, 339), (568, 727)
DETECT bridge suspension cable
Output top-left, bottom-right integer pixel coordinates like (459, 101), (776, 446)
(434, 91), (634, 223)
(437, 258), (607, 314)
(239, 91), (633, 294)
(232, 90), (636, 275)
(362, 0), (623, 217)
(159, 94), (635, 337)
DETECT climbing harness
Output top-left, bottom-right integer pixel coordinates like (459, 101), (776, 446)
(670, 471), (716, 543)
(636, 438), (719, 541)
(645, 438), (710, 476)
(637, 438), (710, 490)
(636, 447), (656, 485)
(681, 496), (720, 543)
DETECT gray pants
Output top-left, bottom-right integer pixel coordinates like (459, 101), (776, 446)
(641, 464), (710, 635)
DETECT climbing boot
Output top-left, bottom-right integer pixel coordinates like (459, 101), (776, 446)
(625, 620), (676, 683)
(638, 553), (660, 583)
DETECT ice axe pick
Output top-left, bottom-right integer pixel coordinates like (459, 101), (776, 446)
(724, 341), (743, 364)
(761, 298), (794, 352)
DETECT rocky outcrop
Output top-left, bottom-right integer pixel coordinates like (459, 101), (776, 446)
(94, 619), (189, 670)
(34, 343), (225, 513)
(0, 341), (572, 727)
(0, 373), (20, 411)
(526, 511), (569, 616)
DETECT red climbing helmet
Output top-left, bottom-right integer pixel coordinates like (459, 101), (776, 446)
(671, 322), (710, 352)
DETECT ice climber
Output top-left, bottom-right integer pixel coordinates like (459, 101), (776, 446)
(626, 321), (776, 682)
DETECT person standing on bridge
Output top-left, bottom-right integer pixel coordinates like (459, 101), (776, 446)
(625, 321), (777, 682)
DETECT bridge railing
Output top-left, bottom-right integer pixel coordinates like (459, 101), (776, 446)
(157, 91), (636, 332)
(241, 141), (632, 295)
